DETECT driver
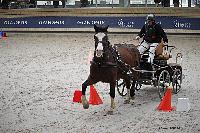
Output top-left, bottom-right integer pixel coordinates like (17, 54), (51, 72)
(136, 14), (168, 64)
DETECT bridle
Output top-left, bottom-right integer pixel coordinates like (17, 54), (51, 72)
(92, 32), (118, 67)
(94, 32), (109, 58)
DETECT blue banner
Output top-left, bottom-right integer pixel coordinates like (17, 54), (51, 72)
(0, 16), (199, 30)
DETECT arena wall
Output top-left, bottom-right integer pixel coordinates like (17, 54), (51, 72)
(0, 7), (200, 34)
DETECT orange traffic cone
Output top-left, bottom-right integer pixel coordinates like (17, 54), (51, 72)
(157, 86), (175, 112)
(73, 90), (82, 103)
(89, 85), (103, 105)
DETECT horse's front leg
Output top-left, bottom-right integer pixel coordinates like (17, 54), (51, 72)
(107, 82), (116, 115)
(81, 79), (90, 109)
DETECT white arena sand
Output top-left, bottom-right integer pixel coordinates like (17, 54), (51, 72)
(0, 32), (200, 133)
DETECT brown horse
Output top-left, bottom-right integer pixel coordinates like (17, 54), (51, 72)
(81, 24), (140, 114)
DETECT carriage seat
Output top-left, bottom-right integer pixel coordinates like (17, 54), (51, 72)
(141, 42), (172, 61)
(155, 42), (172, 60)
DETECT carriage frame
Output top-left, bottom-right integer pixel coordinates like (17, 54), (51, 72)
(116, 44), (183, 99)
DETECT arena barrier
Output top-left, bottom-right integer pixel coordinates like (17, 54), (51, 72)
(0, 16), (200, 33)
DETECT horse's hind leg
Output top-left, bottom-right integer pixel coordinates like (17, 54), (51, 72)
(124, 79), (132, 104)
(130, 80), (136, 99)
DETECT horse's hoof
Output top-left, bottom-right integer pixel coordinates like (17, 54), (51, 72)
(81, 95), (89, 109)
(82, 100), (89, 109)
(131, 96), (135, 100)
(107, 110), (114, 115)
(124, 99), (130, 104)
(83, 104), (89, 109)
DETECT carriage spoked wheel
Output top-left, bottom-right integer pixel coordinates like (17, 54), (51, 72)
(157, 70), (171, 100)
(116, 79), (127, 96)
(172, 69), (182, 94)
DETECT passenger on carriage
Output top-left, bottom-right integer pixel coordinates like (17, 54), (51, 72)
(136, 14), (168, 65)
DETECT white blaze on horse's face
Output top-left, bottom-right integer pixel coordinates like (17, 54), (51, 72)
(95, 32), (106, 58)
(96, 43), (103, 57)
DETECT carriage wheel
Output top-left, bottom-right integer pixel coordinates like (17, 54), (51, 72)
(172, 69), (182, 94)
(117, 79), (127, 96)
(157, 70), (171, 100)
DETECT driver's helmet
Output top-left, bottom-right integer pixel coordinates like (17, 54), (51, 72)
(146, 14), (155, 22)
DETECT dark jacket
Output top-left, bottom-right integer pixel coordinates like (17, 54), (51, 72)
(138, 23), (168, 43)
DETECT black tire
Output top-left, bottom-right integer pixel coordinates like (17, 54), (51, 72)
(172, 69), (182, 94)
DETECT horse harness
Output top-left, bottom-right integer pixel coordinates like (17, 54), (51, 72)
(92, 43), (135, 78)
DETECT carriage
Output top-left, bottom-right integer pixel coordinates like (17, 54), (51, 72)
(116, 42), (183, 99)
(81, 24), (183, 113)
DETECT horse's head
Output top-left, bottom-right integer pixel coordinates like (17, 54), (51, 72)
(94, 24), (109, 58)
